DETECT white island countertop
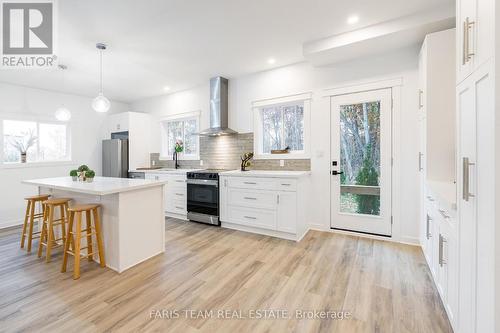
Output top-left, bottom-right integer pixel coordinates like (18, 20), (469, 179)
(220, 170), (311, 178)
(22, 176), (167, 196)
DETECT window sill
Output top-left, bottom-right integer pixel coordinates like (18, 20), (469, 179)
(0, 160), (74, 169)
(254, 153), (310, 160)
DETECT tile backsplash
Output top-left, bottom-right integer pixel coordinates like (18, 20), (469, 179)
(150, 133), (311, 171)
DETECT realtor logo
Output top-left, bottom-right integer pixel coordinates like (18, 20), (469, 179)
(1, 0), (57, 68)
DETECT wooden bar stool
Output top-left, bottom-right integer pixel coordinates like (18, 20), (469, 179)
(20, 194), (50, 252)
(62, 204), (105, 280)
(37, 198), (71, 262)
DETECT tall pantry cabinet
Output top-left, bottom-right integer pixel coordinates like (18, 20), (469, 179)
(455, 0), (496, 332)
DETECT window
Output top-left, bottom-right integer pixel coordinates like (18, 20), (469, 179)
(2, 120), (70, 164)
(160, 113), (199, 159)
(253, 94), (311, 159)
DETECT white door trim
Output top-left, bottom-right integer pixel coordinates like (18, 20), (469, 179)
(327, 79), (402, 241)
(323, 77), (403, 97)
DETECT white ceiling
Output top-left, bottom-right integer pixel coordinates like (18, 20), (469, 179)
(0, 0), (454, 103)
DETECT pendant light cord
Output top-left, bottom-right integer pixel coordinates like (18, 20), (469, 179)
(99, 49), (103, 94)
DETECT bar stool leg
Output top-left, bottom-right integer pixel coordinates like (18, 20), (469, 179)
(85, 210), (93, 262)
(61, 211), (74, 273)
(27, 200), (36, 252)
(92, 207), (106, 267)
(45, 206), (54, 263)
(73, 212), (82, 279)
(59, 204), (67, 246)
(37, 208), (47, 258)
(20, 200), (31, 249)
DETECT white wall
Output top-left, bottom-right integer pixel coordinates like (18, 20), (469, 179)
(132, 46), (421, 243)
(0, 83), (129, 228)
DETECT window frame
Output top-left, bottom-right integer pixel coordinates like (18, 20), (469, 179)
(1, 116), (72, 166)
(253, 93), (311, 160)
(159, 111), (200, 161)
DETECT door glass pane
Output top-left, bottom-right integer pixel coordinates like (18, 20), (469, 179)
(339, 101), (381, 216)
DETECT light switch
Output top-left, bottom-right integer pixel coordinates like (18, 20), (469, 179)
(200, 160), (204, 166)
(279, 159), (284, 167)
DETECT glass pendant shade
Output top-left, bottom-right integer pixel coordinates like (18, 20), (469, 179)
(92, 93), (111, 113)
(55, 106), (71, 121)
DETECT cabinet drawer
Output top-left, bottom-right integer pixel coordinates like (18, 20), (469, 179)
(228, 189), (277, 210)
(276, 179), (297, 191)
(167, 175), (187, 185)
(227, 177), (276, 190)
(166, 199), (186, 215)
(227, 206), (276, 230)
(166, 185), (187, 196)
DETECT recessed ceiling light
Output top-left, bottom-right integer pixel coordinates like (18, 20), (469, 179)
(267, 58), (276, 65)
(163, 86), (171, 91)
(347, 15), (359, 25)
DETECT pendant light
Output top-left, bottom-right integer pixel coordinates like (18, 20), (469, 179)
(55, 64), (71, 121)
(92, 42), (110, 113)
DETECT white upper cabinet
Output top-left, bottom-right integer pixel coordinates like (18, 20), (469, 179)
(456, 0), (494, 83)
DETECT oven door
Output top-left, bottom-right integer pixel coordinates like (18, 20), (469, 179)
(187, 179), (219, 223)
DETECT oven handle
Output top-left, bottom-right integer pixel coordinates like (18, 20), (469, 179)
(187, 179), (219, 186)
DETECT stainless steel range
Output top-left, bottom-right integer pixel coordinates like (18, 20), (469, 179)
(186, 169), (227, 225)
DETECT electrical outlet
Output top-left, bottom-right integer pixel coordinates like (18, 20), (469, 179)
(200, 160), (204, 166)
(280, 159), (284, 167)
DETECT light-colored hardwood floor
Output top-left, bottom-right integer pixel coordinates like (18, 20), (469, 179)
(0, 218), (452, 333)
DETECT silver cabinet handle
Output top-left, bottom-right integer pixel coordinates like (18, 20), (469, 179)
(418, 90), (423, 109)
(244, 197), (257, 200)
(281, 183), (291, 186)
(418, 152), (423, 171)
(277, 194), (280, 204)
(244, 181), (257, 185)
(462, 157), (475, 201)
(426, 214), (432, 239)
(439, 234), (447, 267)
(175, 206), (184, 210)
(175, 193), (184, 196)
(462, 20), (468, 65)
(175, 180), (185, 183)
(224, 179), (228, 187)
(426, 195), (434, 202)
(438, 209), (450, 219)
(463, 17), (475, 64)
(243, 216), (256, 220)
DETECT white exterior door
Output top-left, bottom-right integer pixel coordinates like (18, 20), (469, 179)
(330, 88), (392, 236)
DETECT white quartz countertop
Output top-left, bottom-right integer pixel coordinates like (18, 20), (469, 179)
(220, 170), (311, 178)
(129, 168), (203, 174)
(22, 176), (167, 196)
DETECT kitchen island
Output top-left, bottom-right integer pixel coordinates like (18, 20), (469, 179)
(22, 176), (167, 273)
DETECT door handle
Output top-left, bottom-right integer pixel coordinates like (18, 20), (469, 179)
(418, 90), (423, 109)
(462, 157), (475, 201)
(439, 234), (447, 267)
(426, 215), (432, 239)
(418, 152), (423, 171)
(331, 170), (344, 176)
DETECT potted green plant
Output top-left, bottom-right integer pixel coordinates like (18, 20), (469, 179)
(77, 165), (90, 181)
(85, 170), (95, 183)
(70, 169), (78, 181)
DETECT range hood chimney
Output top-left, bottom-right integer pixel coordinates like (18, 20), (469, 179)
(198, 76), (237, 136)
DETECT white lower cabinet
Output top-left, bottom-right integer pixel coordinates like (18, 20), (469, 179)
(220, 175), (308, 241)
(146, 173), (187, 219)
(422, 189), (458, 330)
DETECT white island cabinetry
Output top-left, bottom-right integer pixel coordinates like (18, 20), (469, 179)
(219, 170), (310, 241)
(22, 177), (167, 273)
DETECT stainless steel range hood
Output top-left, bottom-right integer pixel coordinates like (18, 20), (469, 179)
(198, 76), (238, 136)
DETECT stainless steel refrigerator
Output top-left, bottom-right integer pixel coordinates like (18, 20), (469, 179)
(102, 139), (129, 178)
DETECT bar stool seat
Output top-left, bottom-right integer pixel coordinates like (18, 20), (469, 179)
(38, 198), (71, 262)
(20, 194), (50, 252)
(62, 204), (105, 279)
